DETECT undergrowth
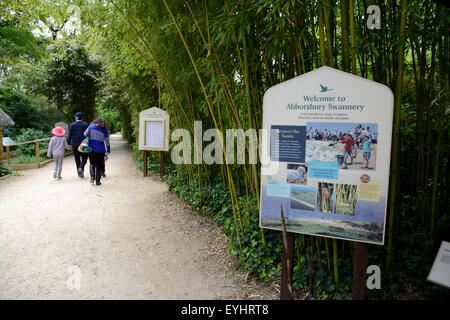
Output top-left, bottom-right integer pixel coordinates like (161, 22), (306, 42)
(131, 143), (450, 300)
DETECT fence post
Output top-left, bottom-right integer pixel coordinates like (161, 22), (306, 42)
(0, 125), (3, 163)
(6, 146), (10, 166)
(35, 141), (40, 168)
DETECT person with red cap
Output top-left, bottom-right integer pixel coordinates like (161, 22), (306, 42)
(47, 126), (71, 180)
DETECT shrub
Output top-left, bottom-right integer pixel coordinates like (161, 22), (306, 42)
(96, 102), (122, 133)
(0, 163), (12, 177)
(0, 86), (65, 137)
(13, 128), (50, 156)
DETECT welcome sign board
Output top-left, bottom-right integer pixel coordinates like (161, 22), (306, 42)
(259, 66), (394, 245)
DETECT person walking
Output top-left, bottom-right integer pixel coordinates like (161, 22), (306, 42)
(67, 112), (89, 178)
(84, 117), (110, 186)
(47, 126), (71, 180)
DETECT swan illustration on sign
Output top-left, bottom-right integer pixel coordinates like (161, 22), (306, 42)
(320, 84), (333, 92)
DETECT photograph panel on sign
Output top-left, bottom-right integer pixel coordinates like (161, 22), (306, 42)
(317, 182), (334, 213)
(286, 163), (308, 186)
(289, 186), (316, 211)
(334, 183), (358, 216)
(306, 122), (378, 170)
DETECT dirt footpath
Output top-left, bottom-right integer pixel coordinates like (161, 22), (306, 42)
(0, 134), (277, 299)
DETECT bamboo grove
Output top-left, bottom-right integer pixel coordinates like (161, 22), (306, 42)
(78, 0), (450, 297)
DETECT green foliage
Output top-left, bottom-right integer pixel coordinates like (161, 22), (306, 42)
(1, 0), (448, 300)
(0, 86), (39, 129)
(95, 96), (122, 133)
(36, 41), (103, 122)
(86, 0), (450, 300)
(0, 86), (64, 136)
(0, 163), (12, 177)
(0, 20), (44, 67)
(13, 128), (50, 156)
(10, 153), (47, 164)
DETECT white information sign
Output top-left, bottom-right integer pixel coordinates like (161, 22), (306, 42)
(259, 66), (394, 245)
(139, 107), (169, 151)
(427, 241), (450, 288)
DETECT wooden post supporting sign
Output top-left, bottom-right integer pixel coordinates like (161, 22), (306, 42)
(143, 150), (148, 177)
(352, 242), (368, 300)
(280, 232), (295, 300)
(159, 151), (164, 178)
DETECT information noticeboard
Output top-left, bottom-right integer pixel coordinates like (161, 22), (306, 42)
(427, 241), (450, 288)
(259, 66), (394, 245)
(139, 107), (169, 151)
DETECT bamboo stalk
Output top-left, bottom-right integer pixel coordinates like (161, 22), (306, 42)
(341, 0), (350, 72)
(318, 3), (326, 66)
(322, 0), (334, 66)
(348, 0), (357, 74)
(333, 239), (339, 289)
(386, 0), (408, 270)
(325, 238), (331, 272)
(430, 131), (443, 234)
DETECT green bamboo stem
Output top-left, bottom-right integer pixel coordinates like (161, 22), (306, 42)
(430, 131), (443, 234)
(348, 0), (357, 74)
(322, 0), (334, 66)
(318, 3), (326, 66)
(162, 0), (245, 250)
(333, 239), (339, 289)
(386, 0), (408, 270)
(341, 0), (350, 72)
(325, 238), (331, 272)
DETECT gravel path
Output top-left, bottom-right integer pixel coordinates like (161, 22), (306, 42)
(0, 134), (277, 300)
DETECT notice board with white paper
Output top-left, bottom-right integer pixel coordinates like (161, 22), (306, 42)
(145, 120), (164, 149)
(139, 107), (169, 151)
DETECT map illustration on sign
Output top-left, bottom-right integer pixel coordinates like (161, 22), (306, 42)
(259, 66), (394, 245)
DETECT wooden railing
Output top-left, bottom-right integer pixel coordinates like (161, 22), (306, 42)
(3, 138), (72, 170)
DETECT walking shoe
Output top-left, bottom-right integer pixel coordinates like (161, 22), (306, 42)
(96, 182), (101, 186)
(90, 179), (94, 183)
(77, 167), (84, 178)
(102, 173), (106, 177)
(53, 172), (57, 179)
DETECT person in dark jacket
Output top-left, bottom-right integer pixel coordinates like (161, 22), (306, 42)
(67, 112), (89, 178)
(84, 117), (110, 186)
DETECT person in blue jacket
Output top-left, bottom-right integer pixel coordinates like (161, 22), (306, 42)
(67, 112), (89, 178)
(84, 117), (110, 185)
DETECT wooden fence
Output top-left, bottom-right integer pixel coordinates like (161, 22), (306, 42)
(2, 138), (72, 170)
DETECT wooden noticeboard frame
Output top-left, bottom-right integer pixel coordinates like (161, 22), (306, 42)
(139, 107), (169, 177)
